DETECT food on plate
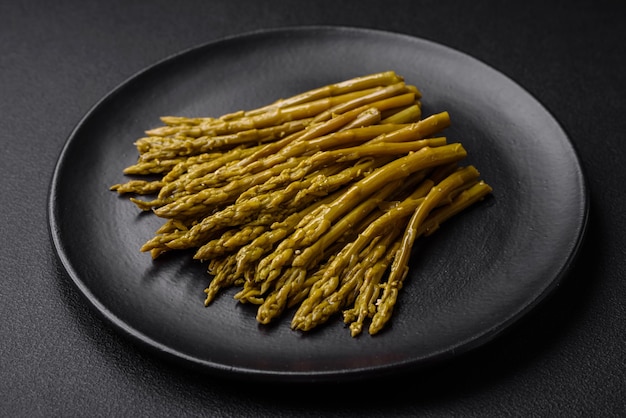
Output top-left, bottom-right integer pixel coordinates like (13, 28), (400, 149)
(111, 71), (492, 336)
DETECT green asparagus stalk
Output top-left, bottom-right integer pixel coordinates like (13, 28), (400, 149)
(286, 144), (467, 251)
(292, 221), (404, 332)
(137, 118), (311, 159)
(368, 166), (482, 335)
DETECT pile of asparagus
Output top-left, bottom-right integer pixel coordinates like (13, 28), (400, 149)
(111, 71), (492, 336)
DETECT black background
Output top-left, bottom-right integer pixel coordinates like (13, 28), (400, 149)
(1, 1), (625, 416)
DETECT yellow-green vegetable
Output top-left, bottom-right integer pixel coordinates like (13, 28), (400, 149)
(110, 71), (492, 336)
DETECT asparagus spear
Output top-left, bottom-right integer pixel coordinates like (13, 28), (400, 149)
(188, 71), (405, 128)
(137, 118), (312, 159)
(344, 240), (402, 337)
(286, 144), (467, 251)
(292, 221), (404, 332)
(232, 188), (345, 278)
(368, 166), (482, 335)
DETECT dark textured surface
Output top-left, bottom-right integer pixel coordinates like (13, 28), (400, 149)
(1, 0), (625, 416)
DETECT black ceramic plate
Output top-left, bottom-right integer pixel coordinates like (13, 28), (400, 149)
(49, 27), (588, 382)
